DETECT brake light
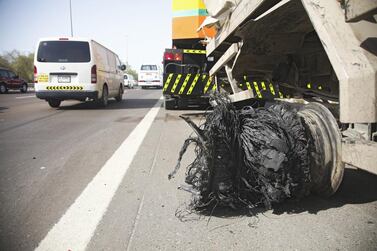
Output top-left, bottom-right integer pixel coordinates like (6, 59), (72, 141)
(164, 52), (183, 61)
(91, 65), (97, 83)
(34, 66), (38, 83)
(164, 52), (174, 61)
(174, 53), (182, 61)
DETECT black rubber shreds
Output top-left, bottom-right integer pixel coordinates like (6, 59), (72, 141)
(169, 93), (311, 214)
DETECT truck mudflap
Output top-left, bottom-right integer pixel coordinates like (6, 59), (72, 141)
(163, 73), (216, 96)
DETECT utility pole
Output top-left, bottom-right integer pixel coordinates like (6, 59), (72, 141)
(69, 0), (74, 37)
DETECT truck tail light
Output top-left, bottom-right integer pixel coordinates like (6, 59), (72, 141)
(164, 52), (174, 61)
(34, 65), (38, 83)
(91, 65), (97, 83)
(174, 53), (182, 61)
(164, 52), (182, 61)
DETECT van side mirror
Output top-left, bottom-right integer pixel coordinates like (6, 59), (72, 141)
(120, 65), (126, 71)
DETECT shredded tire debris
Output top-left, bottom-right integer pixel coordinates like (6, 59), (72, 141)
(169, 93), (311, 214)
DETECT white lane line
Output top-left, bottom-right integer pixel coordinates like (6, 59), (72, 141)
(36, 97), (163, 251)
(15, 95), (35, 99)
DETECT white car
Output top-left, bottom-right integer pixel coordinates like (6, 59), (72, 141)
(34, 37), (125, 108)
(138, 64), (163, 89)
(124, 74), (137, 88)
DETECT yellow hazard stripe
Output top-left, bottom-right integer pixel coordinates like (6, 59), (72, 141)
(170, 74), (182, 93)
(183, 49), (206, 54)
(279, 91), (284, 98)
(269, 83), (276, 96)
(253, 81), (262, 98)
(203, 76), (213, 93)
(212, 83), (217, 92)
(179, 74), (192, 94)
(46, 86), (83, 90)
(163, 73), (173, 91)
(261, 82), (266, 91)
(243, 76), (252, 90)
(187, 74), (201, 95)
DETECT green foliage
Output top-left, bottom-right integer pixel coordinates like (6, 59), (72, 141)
(0, 50), (34, 82)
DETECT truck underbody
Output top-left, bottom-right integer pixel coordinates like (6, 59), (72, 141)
(205, 0), (377, 177)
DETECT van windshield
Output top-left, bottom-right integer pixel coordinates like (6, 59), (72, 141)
(141, 65), (157, 71)
(37, 41), (91, 63)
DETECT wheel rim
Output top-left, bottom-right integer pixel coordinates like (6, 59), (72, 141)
(0, 85), (5, 92)
(22, 84), (27, 91)
(298, 102), (344, 196)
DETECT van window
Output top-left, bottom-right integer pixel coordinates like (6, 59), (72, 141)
(0, 69), (9, 78)
(141, 65), (157, 71)
(37, 41), (91, 63)
(124, 75), (128, 79)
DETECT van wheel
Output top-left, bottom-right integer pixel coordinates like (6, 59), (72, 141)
(20, 83), (28, 93)
(48, 99), (61, 108)
(115, 85), (123, 102)
(0, 83), (8, 94)
(98, 85), (109, 107)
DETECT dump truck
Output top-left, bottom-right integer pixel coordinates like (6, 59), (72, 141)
(162, 0), (217, 109)
(199, 0), (377, 194)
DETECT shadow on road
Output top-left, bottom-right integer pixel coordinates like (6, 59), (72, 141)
(58, 98), (161, 110)
(272, 168), (377, 215)
(192, 168), (377, 218)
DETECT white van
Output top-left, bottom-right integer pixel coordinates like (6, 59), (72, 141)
(124, 73), (137, 88)
(138, 64), (162, 89)
(34, 37), (125, 108)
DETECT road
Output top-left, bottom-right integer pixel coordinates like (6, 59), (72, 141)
(0, 89), (376, 251)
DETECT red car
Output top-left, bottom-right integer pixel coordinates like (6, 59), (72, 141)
(0, 67), (28, 93)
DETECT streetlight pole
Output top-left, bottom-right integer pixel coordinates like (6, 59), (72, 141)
(69, 0), (74, 37)
(125, 35), (128, 65)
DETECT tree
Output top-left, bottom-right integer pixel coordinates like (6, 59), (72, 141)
(0, 50), (34, 82)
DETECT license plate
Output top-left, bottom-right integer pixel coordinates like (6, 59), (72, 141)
(58, 76), (71, 83)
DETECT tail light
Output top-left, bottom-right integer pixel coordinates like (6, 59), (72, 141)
(91, 65), (97, 83)
(34, 65), (38, 83)
(174, 53), (182, 61)
(164, 52), (182, 61)
(164, 52), (174, 61)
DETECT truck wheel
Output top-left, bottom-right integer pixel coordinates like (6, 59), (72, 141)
(298, 102), (344, 197)
(98, 85), (109, 107)
(115, 85), (123, 102)
(20, 83), (28, 93)
(0, 83), (7, 94)
(48, 99), (61, 108)
(164, 99), (176, 110)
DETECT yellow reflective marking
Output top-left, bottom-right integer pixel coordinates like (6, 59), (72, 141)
(37, 74), (48, 83)
(186, 74), (200, 95)
(318, 85), (323, 90)
(212, 83), (217, 92)
(279, 91), (284, 98)
(269, 83), (276, 96)
(253, 81), (262, 98)
(261, 82), (266, 90)
(170, 74), (182, 93)
(163, 73), (173, 91)
(183, 49), (206, 54)
(307, 83), (312, 89)
(245, 82), (252, 90)
(179, 74), (192, 94)
(46, 86), (83, 90)
(203, 76), (213, 93)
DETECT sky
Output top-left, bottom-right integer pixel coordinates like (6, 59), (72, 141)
(0, 0), (172, 70)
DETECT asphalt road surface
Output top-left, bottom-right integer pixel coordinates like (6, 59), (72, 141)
(0, 89), (376, 251)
